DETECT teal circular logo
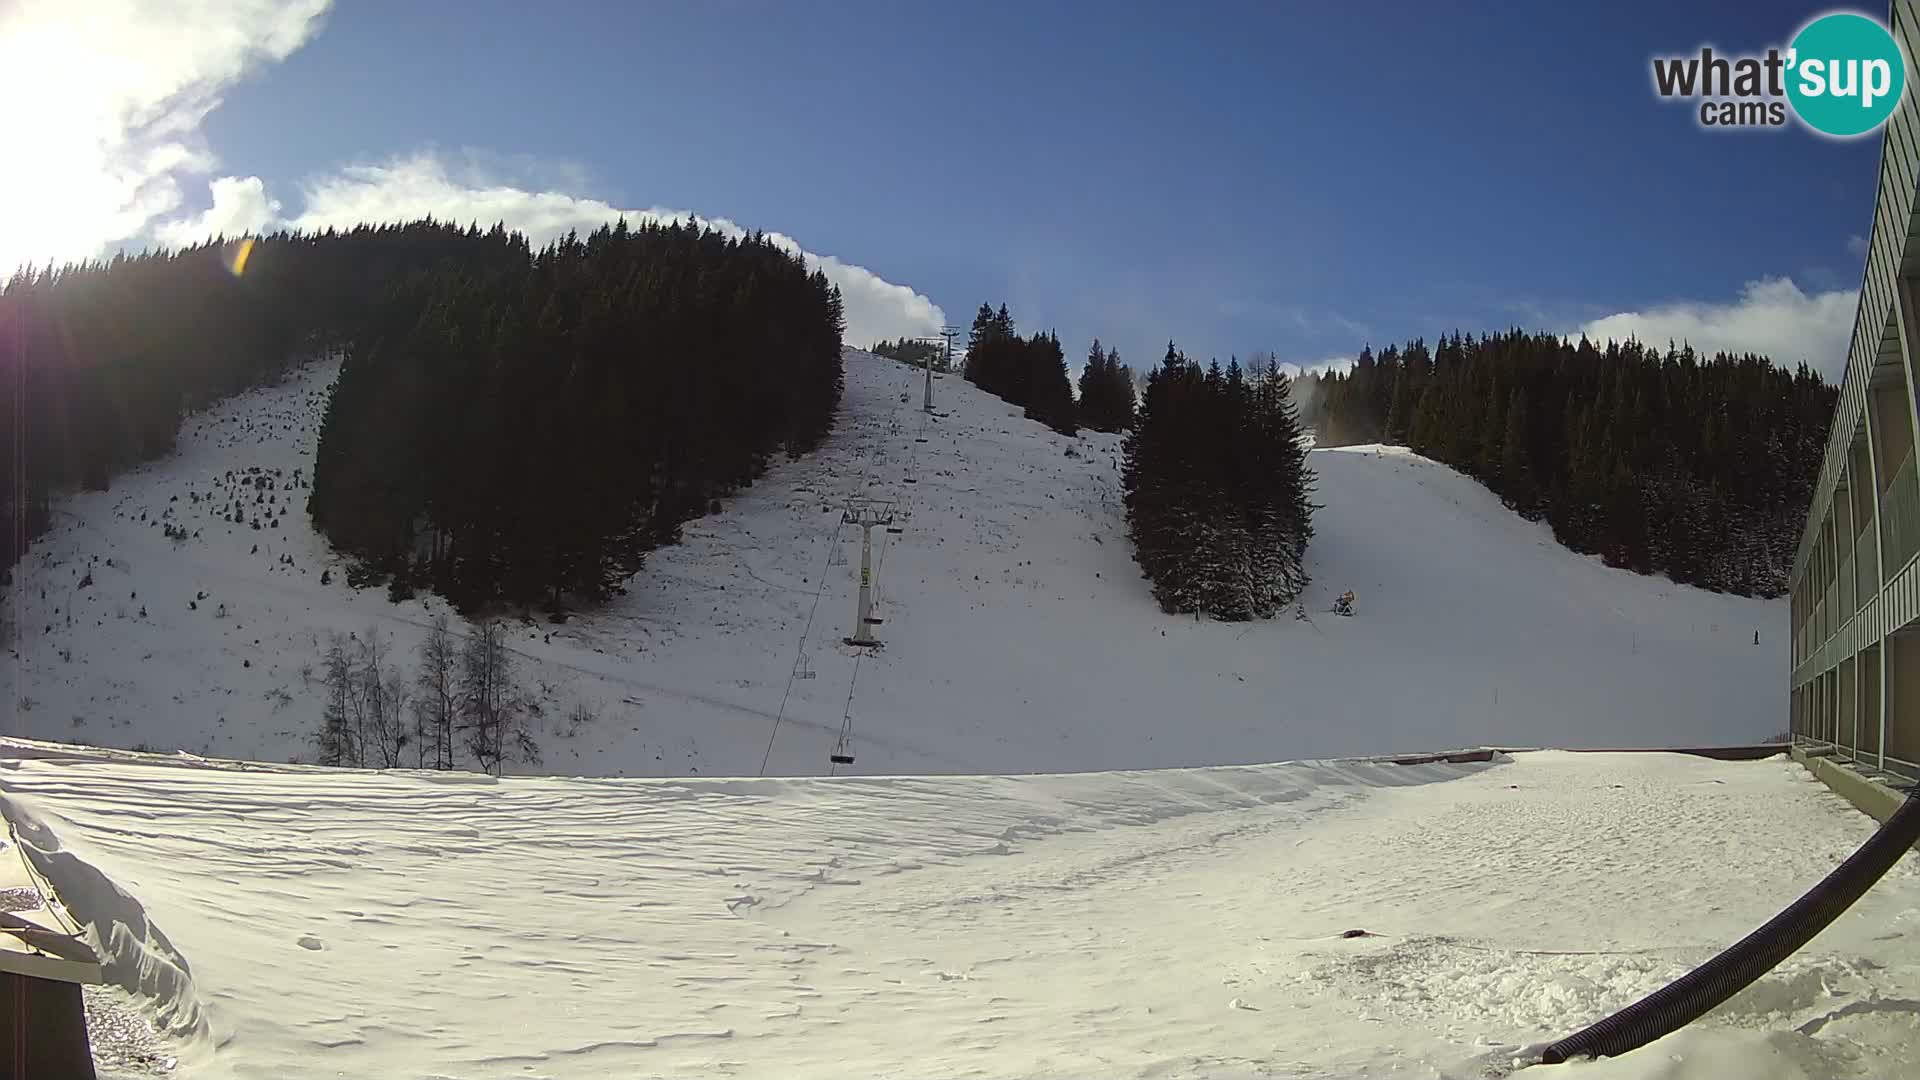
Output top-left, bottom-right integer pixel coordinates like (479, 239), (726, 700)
(1787, 13), (1907, 137)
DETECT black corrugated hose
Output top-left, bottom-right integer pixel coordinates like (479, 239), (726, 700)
(1540, 790), (1920, 1065)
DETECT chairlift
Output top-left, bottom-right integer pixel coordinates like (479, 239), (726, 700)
(829, 732), (855, 765)
(885, 525), (904, 534)
(793, 653), (816, 680)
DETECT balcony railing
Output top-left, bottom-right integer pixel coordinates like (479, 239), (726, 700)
(1880, 451), (1920, 576)
(1839, 551), (1856, 618)
(1856, 523), (1879, 609)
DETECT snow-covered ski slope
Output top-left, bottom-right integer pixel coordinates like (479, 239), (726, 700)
(2, 349), (1780, 777)
(4, 742), (1917, 1079)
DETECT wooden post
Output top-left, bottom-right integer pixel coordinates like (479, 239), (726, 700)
(2, 859), (103, 1080)
(2, 969), (98, 1080)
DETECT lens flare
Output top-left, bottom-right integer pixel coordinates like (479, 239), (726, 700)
(224, 236), (255, 277)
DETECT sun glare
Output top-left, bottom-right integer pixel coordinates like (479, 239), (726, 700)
(0, 7), (168, 277)
(225, 236), (256, 276)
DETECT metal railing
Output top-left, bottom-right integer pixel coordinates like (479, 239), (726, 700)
(1880, 451), (1920, 575)
(1840, 551), (1857, 621)
(1857, 523), (1880, 610)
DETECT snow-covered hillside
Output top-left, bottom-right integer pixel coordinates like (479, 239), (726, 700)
(1, 350), (1781, 777)
(4, 742), (1916, 1079)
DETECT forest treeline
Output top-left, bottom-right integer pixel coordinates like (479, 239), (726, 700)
(962, 303), (1139, 434)
(309, 219), (845, 613)
(1124, 346), (1315, 619)
(962, 303), (1077, 435)
(870, 337), (951, 371)
(1077, 339), (1138, 433)
(0, 231), (357, 576)
(1296, 330), (1835, 596)
(961, 305), (1309, 619)
(0, 218), (848, 614)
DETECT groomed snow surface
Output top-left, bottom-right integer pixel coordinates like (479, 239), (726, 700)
(3, 743), (1918, 1079)
(2, 350), (1782, 778)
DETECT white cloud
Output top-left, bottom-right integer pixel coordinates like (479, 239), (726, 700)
(155, 176), (282, 248)
(0, 0), (331, 275)
(275, 153), (944, 346)
(1848, 234), (1870, 259)
(3, 5), (937, 349)
(1572, 277), (1856, 382)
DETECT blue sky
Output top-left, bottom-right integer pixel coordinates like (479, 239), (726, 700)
(0, 1), (1890, 378)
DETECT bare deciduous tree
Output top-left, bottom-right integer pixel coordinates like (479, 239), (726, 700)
(317, 634), (356, 766)
(315, 626), (411, 768)
(415, 613), (458, 770)
(459, 617), (537, 775)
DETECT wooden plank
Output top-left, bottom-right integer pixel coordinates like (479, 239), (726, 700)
(0, 971), (97, 1080)
(0, 912), (102, 986)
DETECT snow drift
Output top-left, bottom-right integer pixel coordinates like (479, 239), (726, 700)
(2, 742), (1916, 1078)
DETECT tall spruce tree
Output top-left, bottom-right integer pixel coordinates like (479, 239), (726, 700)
(1023, 331), (1078, 435)
(1076, 340), (1136, 432)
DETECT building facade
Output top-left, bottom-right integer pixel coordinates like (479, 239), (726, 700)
(1790, 0), (1920, 780)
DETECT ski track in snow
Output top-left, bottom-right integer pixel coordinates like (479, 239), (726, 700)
(3, 746), (1919, 1078)
(2, 350), (1782, 778)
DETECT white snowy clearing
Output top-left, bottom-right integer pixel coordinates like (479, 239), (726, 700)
(3, 741), (1918, 1078)
(0, 349), (1781, 777)
(0, 348), (1906, 1078)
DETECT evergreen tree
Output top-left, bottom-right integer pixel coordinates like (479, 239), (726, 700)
(1108, 346), (1137, 426)
(1076, 340), (1136, 432)
(1078, 338), (1109, 424)
(1500, 387), (1535, 513)
(962, 305), (1077, 434)
(870, 337), (945, 370)
(1122, 343), (1315, 619)
(1023, 330), (1078, 435)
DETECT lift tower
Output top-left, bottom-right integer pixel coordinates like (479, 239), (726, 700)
(842, 497), (896, 647)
